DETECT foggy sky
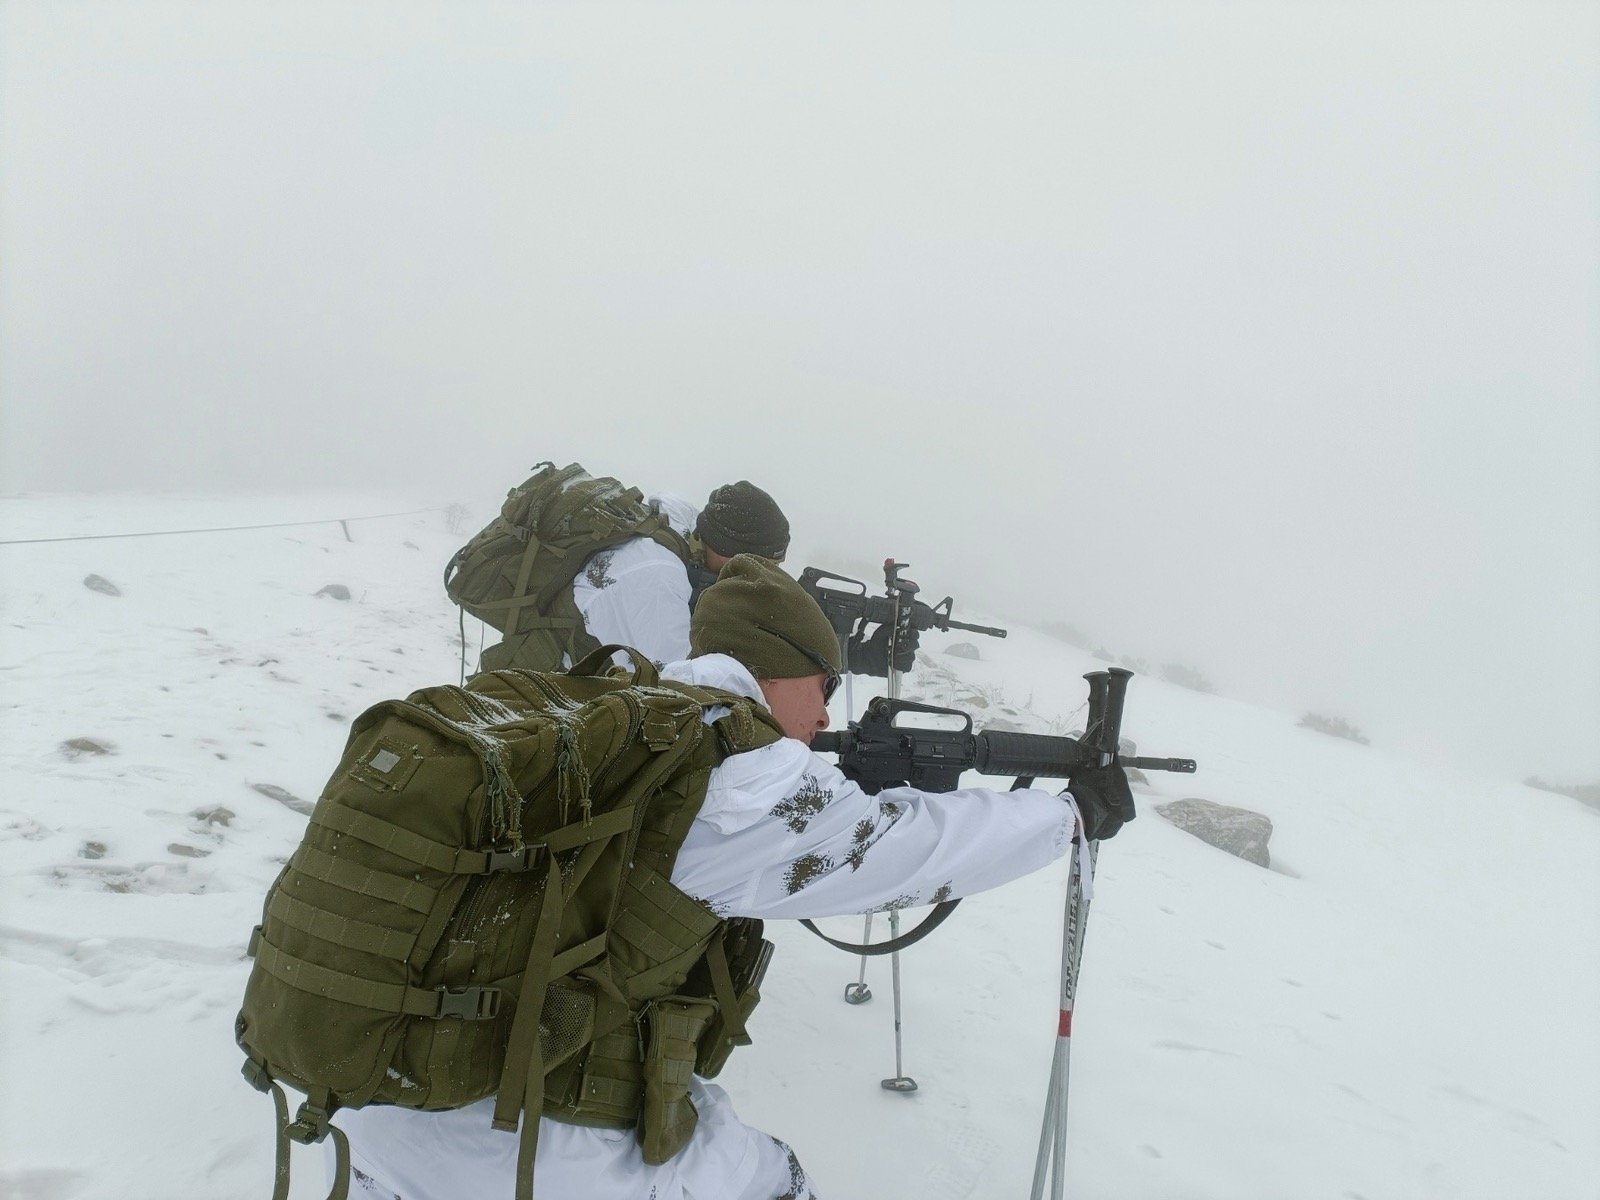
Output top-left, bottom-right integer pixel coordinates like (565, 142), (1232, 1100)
(2, 1), (1597, 785)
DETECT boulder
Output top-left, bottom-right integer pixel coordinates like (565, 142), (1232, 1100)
(83, 574), (122, 596)
(945, 642), (981, 660)
(315, 584), (352, 601)
(1154, 798), (1273, 868)
(60, 737), (114, 759)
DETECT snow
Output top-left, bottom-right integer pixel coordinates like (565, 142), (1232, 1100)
(1, 493), (1596, 1200)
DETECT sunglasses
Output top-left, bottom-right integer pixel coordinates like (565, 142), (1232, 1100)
(756, 624), (840, 703)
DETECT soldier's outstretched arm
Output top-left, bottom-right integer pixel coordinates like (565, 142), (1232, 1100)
(673, 739), (1075, 921)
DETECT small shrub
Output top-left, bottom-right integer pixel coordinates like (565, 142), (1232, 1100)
(1524, 777), (1600, 811)
(1160, 662), (1215, 694)
(1297, 712), (1370, 745)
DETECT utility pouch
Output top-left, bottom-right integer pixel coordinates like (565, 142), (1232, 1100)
(639, 996), (716, 1165)
(694, 921), (773, 1080)
(571, 1025), (645, 1128)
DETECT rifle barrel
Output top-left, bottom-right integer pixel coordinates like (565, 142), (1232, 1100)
(1122, 755), (1197, 774)
(943, 617), (1008, 638)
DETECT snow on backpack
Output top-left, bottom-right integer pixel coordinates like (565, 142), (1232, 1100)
(236, 647), (783, 1200)
(443, 462), (694, 673)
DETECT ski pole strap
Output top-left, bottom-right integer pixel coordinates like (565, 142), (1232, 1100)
(799, 899), (961, 957)
(1061, 793), (1094, 903)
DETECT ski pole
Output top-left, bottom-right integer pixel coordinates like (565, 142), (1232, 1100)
(1031, 836), (1096, 1199)
(1030, 668), (1130, 1196)
(844, 912), (873, 1004)
(880, 566), (917, 1087)
(880, 906), (918, 1092)
(838, 634), (874, 1005)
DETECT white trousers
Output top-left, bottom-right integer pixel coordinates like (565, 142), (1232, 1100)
(332, 1079), (818, 1200)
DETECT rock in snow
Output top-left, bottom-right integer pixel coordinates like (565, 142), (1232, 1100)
(1154, 797), (1274, 867)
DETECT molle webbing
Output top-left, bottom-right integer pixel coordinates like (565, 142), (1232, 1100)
(235, 656), (784, 1200)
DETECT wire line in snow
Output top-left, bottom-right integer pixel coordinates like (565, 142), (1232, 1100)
(0, 508), (442, 547)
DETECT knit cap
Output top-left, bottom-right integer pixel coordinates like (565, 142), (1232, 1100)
(690, 554), (841, 678)
(695, 481), (790, 561)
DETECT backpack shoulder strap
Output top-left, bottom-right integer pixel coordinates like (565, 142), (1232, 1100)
(566, 643), (662, 687)
(644, 520), (694, 568)
(660, 682), (786, 756)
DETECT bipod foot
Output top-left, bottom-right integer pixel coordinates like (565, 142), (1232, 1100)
(844, 982), (873, 1005)
(881, 1076), (918, 1093)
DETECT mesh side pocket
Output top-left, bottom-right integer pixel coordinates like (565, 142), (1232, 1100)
(540, 979), (595, 1071)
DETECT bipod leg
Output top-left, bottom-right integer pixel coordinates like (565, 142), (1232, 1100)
(844, 911), (873, 1004)
(880, 908), (917, 1092)
(1030, 839), (1097, 1198)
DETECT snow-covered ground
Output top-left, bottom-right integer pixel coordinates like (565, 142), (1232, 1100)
(2, 493), (1596, 1200)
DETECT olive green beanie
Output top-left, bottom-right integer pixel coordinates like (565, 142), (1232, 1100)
(695, 481), (790, 561)
(690, 554), (842, 678)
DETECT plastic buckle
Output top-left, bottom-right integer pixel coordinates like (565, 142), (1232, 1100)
(287, 1101), (332, 1145)
(240, 1058), (273, 1094)
(435, 986), (501, 1020)
(485, 845), (546, 873)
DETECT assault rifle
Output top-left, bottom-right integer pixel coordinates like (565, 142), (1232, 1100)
(799, 561), (1006, 677)
(805, 668), (1196, 957)
(811, 694), (1197, 795)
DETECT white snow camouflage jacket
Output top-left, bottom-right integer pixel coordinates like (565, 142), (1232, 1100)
(567, 493), (701, 667)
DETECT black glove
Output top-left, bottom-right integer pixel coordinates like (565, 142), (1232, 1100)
(1065, 762), (1137, 841)
(845, 621), (918, 677)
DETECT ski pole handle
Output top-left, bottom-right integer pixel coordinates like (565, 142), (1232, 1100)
(1082, 672), (1110, 762)
(1101, 668), (1132, 764)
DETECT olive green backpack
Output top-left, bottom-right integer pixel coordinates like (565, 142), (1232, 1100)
(443, 462), (696, 673)
(236, 648), (783, 1200)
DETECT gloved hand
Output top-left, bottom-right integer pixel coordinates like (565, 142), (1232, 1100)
(845, 621), (918, 677)
(1065, 761), (1137, 841)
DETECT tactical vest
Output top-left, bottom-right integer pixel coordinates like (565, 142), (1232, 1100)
(236, 648), (784, 1200)
(444, 462), (704, 673)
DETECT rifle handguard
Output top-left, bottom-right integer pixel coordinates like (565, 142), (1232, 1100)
(973, 730), (1093, 780)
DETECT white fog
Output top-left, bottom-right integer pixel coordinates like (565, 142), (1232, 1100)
(1, 6), (1597, 1196)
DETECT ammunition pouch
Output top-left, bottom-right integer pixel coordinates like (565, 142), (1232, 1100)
(640, 996), (718, 1163)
